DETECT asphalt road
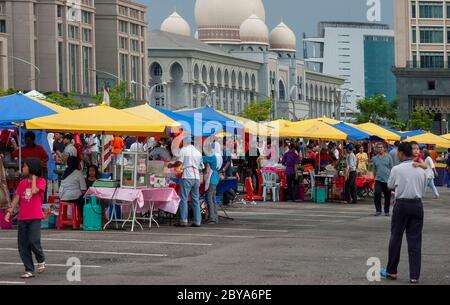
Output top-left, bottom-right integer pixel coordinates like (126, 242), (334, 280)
(1, 188), (449, 285)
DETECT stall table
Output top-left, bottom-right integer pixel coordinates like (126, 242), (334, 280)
(85, 186), (180, 231)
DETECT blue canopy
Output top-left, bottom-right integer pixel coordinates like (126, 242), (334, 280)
(0, 93), (58, 123)
(400, 130), (426, 139)
(177, 106), (244, 131)
(151, 106), (223, 137)
(331, 122), (371, 141)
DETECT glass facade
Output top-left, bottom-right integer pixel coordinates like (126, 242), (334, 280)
(69, 44), (79, 92)
(419, 1), (443, 18)
(363, 35), (396, 102)
(82, 47), (90, 94)
(419, 27), (443, 43)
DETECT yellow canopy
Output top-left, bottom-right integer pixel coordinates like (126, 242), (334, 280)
(267, 119), (292, 129)
(356, 123), (401, 141)
(217, 111), (272, 135)
(123, 104), (180, 129)
(405, 133), (450, 148)
(276, 120), (348, 140)
(289, 117), (341, 127)
(25, 104), (169, 136)
(442, 133), (450, 140)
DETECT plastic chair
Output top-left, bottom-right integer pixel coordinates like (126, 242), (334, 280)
(262, 171), (280, 202)
(57, 201), (81, 230)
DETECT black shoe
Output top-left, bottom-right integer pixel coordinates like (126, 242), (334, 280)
(191, 223), (201, 227)
(374, 212), (381, 217)
(174, 222), (188, 228)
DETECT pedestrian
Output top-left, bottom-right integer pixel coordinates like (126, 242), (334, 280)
(344, 144), (357, 204)
(12, 131), (49, 179)
(389, 141), (401, 167)
(372, 142), (393, 216)
(281, 144), (301, 202)
(356, 145), (369, 176)
(169, 136), (204, 227)
(202, 142), (223, 224)
(382, 142), (427, 284)
(57, 133), (77, 164)
(411, 141), (428, 170)
(3, 158), (46, 279)
(423, 149), (439, 199)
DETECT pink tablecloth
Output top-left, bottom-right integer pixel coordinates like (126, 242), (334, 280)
(85, 187), (180, 215)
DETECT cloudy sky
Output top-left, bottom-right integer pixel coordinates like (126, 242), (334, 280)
(143, 0), (394, 51)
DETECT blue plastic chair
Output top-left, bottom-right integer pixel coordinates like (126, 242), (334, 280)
(262, 171), (280, 202)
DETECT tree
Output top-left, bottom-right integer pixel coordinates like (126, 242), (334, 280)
(239, 99), (272, 122)
(0, 88), (18, 96)
(47, 92), (81, 108)
(356, 94), (394, 124)
(407, 107), (433, 131)
(95, 81), (132, 109)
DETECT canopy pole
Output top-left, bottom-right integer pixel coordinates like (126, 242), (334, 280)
(18, 125), (22, 174)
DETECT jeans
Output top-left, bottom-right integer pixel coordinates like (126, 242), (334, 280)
(387, 199), (424, 280)
(18, 220), (45, 273)
(345, 171), (357, 203)
(426, 178), (439, 198)
(286, 173), (298, 201)
(179, 179), (201, 225)
(374, 181), (391, 214)
(207, 184), (218, 224)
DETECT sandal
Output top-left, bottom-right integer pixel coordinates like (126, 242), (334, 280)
(37, 262), (46, 274)
(410, 279), (419, 284)
(20, 272), (35, 279)
(380, 268), (397, 280)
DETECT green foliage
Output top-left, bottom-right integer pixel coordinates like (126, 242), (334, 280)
(47, 92), (81, 108)
(0, 88), (19, 96)
(95, 81), (132, 109)
(239, 99), (273, 122)
(407, 107), (433, 132)
(356, 94), (397, 124)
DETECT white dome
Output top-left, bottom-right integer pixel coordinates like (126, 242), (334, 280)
(240, 14), (269, 45)
(161, 11), (191, 37)
(195, 0), (265, 44)
(269, 22), (297, 52)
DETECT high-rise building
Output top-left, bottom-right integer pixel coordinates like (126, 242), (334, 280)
(304, 22), (396, 120)
(394, 0), (450, 134)
(95, 0), (148, 101)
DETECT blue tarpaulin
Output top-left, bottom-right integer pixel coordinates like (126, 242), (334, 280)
(0, 93), (58, 123)
(177, 106), (244, 131)
(400, 130), (426, 139)
(331, 122), (371, 141)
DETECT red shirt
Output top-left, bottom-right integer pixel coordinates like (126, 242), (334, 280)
(12, 144), (49, 168)
(15, 178), (46, 221)
(316, 152), (334, 167)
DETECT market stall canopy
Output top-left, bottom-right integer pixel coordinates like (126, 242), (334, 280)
(217, 111), (272, 136)
(400, 130), (426, 139)
(0, 93), (70, 124)
(331, 122), (371, 141)
(267, 119), (292, 129)
(405, 133), (450, 148)
(25, 90), (47, 100)
(356, 123), (401, 141)
(25, 104), (168, 136)
(277, 120), (348, 140)
(442, 133), (450, 140)
(177, 106), (244, 131)
(123, 104), (181, 130)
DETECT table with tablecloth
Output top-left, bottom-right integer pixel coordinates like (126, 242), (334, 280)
(85, 187), (180, 231)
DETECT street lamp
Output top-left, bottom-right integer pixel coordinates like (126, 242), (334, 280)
(131, 80), (168, 106)
(1, 54), (41, 88)
(200, 90), (216, 106)
(89, 68), (121, 94)
(337, 88), (355, 122)
(289, 85), (300, 121)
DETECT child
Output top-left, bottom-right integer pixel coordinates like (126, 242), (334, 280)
(411, 141), (428, 170)
(4, 158), (46, 278)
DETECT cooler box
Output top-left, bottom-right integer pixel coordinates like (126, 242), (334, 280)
(83, 196), (103, 231)
(0, 210), (12, 229)
(314, 187), (327, 204)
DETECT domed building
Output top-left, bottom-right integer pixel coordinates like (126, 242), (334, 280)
(147, 1), (344, 120)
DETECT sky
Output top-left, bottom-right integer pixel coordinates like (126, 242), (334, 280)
(143, 0), (394, 52)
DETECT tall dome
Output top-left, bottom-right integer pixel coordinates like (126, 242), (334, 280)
(195, 0), (265, 44)
(240, 14), (269, 45)
(269, 22), (297, 52)
(161, 11), (191, 37)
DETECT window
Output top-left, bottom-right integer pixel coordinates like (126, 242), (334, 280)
(131, 39), (139, 52)
(428, 80), (436, 90)
(119, 21), (127, 33)
(420, 52), (444, 68)
(412, 1), (416, 18)
(130, 56), (138, 99)
(68, 25), (79, 40)
(153, 64), (162, 77)
(57, 5), (64, 18)
(0, 2), (5, 15)
(155, 85), (164, 93)
(130, 24), (139, 36)
(412, 26), (417, 43)
(419, 1), (443, 18)
(119, 53), (128, 80)
(141, 42), (144, 53)
(119, 5), (128, 16)
(155, 97), (165, 107)
(69, 44), (79, 92)
(81, 11), (92, 24)
(130, 9), (140, 20)
(447, 28), (450, 43)
(419, 27), (443, 43)
(57, 23), (63, 37)
(82, 47), (91, 94)
(119, 37), (128, 50)
(58, 42), (64, 90)
(82, 28), (91, 42)
(0, 20), (5, 33)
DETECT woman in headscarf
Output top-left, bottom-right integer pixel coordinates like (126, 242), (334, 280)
(59, 156), (87, 219)
(202, 141), (222, 224)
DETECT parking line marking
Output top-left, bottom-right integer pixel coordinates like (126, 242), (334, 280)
(0, 237), (212, 247)
(87, 231), (257, 239)
(193, 227), (289, 233)
(224, 211), (357, 218)
(0, 262), (102, 268)
(0, 248), (167, 257)
(0, 281), (26, 285)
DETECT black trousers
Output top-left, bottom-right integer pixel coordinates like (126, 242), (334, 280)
(374, 181), (391, 213)
(345, 171), (357, 203)
(286, 173), (298, 201)
(387, 199), (424, 280)
(18, 220), (45, 273)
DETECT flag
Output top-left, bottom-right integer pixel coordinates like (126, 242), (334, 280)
(102, 85), (110, 106)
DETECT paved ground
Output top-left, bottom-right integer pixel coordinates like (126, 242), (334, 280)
(1, 188), (449, 285)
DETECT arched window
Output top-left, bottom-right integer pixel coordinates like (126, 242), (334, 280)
(279, 80), (286, 101)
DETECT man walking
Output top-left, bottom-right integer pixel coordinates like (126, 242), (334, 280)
(382, 142), (427, 284)
(389, 141), (401, 167)
(169, 136), (204, 227)
(344, 144), (357, 204)
(372, 143), (393, 216)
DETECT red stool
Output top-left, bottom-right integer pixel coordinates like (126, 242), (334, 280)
(57, 201), (81, 230)
(48, 196), (60, 204)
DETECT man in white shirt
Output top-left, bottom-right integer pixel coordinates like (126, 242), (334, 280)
(383, 142), (427, 284)
(169, 136), (204, 227)
(344, 144), (357, 204)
